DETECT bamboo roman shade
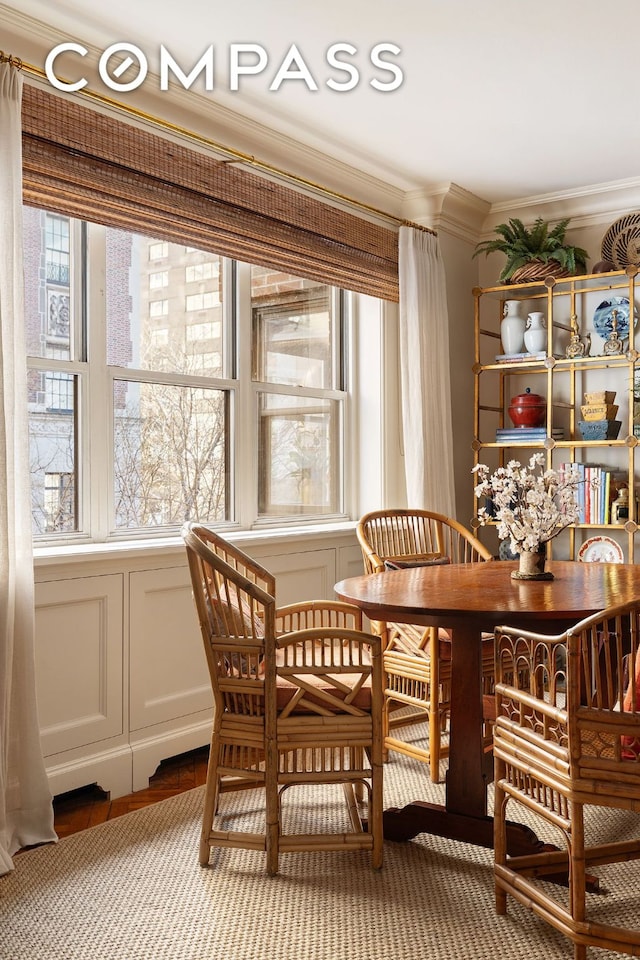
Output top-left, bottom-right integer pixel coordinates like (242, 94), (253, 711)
(20, 84), (399, 301)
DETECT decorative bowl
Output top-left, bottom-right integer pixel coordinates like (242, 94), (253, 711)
(577, 419), (622, 441)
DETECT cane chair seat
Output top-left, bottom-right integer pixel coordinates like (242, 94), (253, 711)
(356, 508), (494, 782)
(274, 641), (374, 711)
(183, 523), (383, 875)
(493, 601), (640, 959)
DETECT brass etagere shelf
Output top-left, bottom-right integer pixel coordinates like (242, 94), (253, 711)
(471, 267), (639, 562)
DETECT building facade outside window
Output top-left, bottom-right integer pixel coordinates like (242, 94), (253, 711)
(23, 208), (350, 542)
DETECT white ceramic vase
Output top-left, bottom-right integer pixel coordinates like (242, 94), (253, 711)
(501, 300), (526, 356)
(524, 311), (547, 353)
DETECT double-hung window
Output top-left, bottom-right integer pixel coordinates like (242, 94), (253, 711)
(25, 208), (349, 542)
(251, 266), (344, 517)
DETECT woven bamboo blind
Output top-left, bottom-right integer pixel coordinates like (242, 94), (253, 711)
(20, 85), (399, 301)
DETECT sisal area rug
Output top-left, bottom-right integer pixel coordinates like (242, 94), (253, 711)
(1, 749), (638, 960)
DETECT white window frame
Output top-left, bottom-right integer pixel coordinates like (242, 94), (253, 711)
(27, 217), (353, 545)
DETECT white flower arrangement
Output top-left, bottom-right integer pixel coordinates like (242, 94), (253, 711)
(473, 453), (581, 554)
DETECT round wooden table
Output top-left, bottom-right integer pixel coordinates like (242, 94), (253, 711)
(335, 559), (640, 854)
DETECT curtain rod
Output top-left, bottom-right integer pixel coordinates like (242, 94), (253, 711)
(1, 50), (436, 237)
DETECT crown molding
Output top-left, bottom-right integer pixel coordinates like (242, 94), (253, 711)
(0, 3), (407, 224)
(402, 183), (490, 244)
(482, 177), (640, 235)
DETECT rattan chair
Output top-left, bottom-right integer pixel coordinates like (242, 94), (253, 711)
(493, 601), (640, 959)
(356, 508), (495, 782)
(182, 522), (383, 875)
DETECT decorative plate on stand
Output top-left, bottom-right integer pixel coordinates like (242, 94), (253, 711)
(601, 212), (640, 268)
(577, 536), (624, 563)
(592, 296), (637, 340)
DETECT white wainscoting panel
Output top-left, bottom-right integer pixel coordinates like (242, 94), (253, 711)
(34, 527), (360, 796)
(337, 544), (365, 582)
(35, 574), (124, 758)
(129, 566), (212, 732)
(258, 548), (336, 606)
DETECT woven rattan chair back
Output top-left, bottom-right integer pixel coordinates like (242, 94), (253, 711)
(183, 522), (383, 875)
(493, 601), (640, 959)
(357, 508), (492, 574)
(356, 508), (494, 782)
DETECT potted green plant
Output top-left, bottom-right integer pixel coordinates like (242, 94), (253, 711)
(473, 216), (589, 284)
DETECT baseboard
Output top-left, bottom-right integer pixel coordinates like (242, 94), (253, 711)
(130, 720), (212, 792)
(46, 745), (133, 800)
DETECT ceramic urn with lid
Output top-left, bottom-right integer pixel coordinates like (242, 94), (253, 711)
(508, 387), (546, 428)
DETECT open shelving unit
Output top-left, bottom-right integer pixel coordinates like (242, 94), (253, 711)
(471, 266), (639, 561)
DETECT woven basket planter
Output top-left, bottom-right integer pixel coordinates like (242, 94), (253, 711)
(508, 260), (571, 284)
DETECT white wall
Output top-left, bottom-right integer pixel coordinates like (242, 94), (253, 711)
(352, 295), (406, 514)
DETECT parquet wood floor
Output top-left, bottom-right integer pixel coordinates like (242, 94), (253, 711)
(52, 746), (210, 839)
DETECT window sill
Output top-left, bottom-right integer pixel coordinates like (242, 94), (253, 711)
(33, 520), (359, 568)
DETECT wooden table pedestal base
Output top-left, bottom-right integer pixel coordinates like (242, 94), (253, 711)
(383, 802), (600, 891)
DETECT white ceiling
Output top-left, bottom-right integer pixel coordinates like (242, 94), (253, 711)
(6, 0), (640, 205)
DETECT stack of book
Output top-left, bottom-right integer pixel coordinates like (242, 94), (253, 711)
(559, 463), (620, 524)
(495, 351), (546, 363)
(495, 427), (564, 444)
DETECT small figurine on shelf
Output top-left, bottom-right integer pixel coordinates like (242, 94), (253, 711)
(602, 308), (625, 356)
(612, 485), (630, 524)
(565, 313), (591, 359)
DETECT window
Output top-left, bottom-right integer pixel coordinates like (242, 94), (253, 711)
(45, 371), (74, 412)
(251, 267), (343, 518)
(186, 321), (220, 342)
(113, 381), (228, 530)
(149, 299), (169, 318)
(185, 291), (218, 312)
(29, 369), (78, 534)
(149, 270), (169, 289)
(149, 241), (168, 260)
(45, 213), (70, 286)
(186, 261), (217, 283)
(24, 209), (349, 541)
(258, 394), (339, 516)
(43, 472), (75, 533)
(149, 328), (169, 347)
(190, 351), (221, 375)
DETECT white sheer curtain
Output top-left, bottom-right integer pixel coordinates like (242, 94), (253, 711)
(0, 62), (56, 875)
(398, 225), (456, 516)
